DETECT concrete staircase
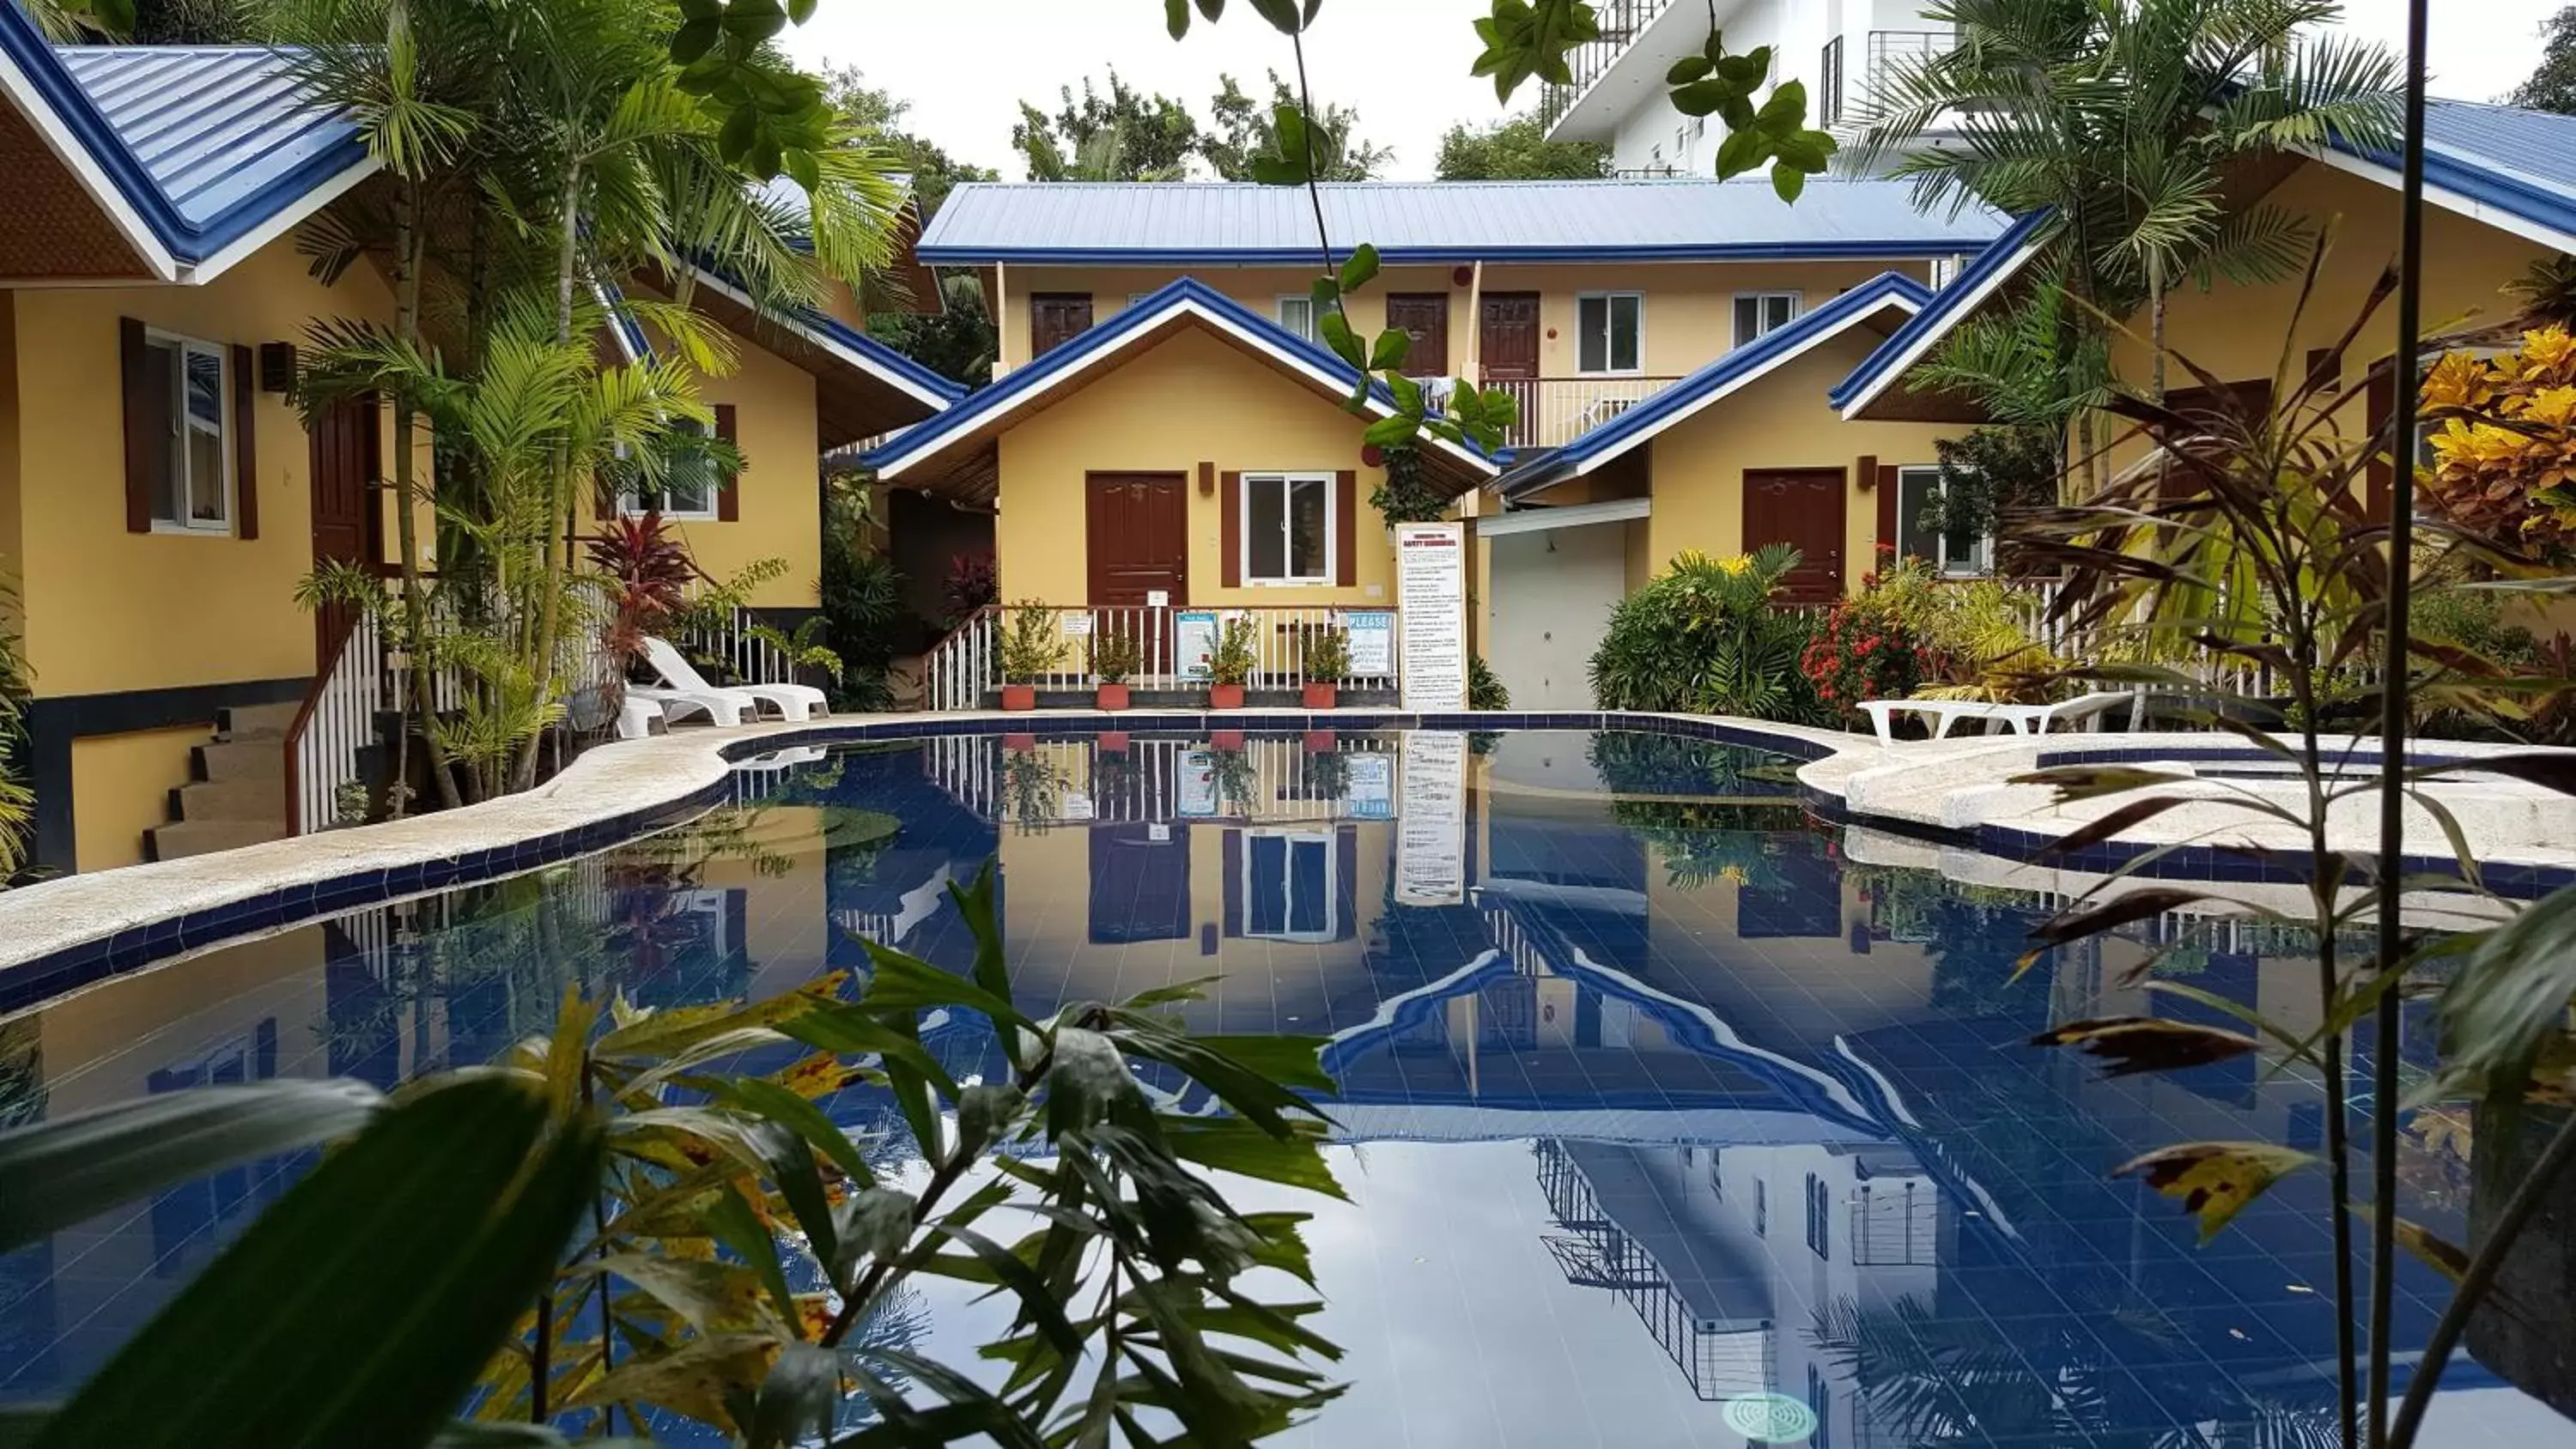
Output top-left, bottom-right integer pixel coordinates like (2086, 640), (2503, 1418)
(146, 701), (298, 862)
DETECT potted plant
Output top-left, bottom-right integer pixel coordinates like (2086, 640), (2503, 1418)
(1093, 629), (1141, 712)
(1300, 623), (1349, 711)
(996, 598), (1062, 712)
(1206, 615), (1258, 711)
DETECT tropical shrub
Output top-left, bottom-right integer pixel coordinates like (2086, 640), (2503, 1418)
(2422, 328), (2576, 561)
(1367, 443), (1445, 524)
(1799, 591), (1933, 719)
(1091, 628), (1143, 684)
(1467, 652), (1510, 710)
(586, 512), (696, 666)
(817, 479), (903, 709)
(1589, 547), (1823, 722)
(1301, 624), (1350, 683)
(945, 551), (999, 624)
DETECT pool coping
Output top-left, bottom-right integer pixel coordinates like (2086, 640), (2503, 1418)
(0, 707), (1862, 1012)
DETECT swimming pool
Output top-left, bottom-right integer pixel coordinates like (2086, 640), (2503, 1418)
(2, 727), (2567, 1446)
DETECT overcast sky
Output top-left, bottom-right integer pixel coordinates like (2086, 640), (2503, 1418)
(785, 1), (2571, 182)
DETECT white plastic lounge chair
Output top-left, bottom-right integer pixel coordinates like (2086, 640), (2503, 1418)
(642, 636), (827, 722)
(614, 696), (665, 740)
(629, 683), (748, 727)
(1862, 690), (2133, 744)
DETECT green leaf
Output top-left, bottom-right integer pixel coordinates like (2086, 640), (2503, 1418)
(951, 864), (1017, 1049)
(1665, 55), (1713, 85)
(1338, 243), (1380, 295)
(1308, 276), (1341, 317)
(1164, 1118), (1348, 1200)
(1191, 1034), (1338, 1094)
(0, 1079), (380, 1255)
(1712, 125), (1766, 180)
(670, 15), (720, 64)
(2031, 1016), (2262, 1078)
(746, 1343), (838, 1449)
(1364, 414), (1419, 447)
(780, 1004), (962, 1101)
(1368, 328), (1412, 372)
(2440, 882), (2576, 1093)
(1669, 78), (1729, 118)
(783, 0), (815, 21)
(33, 1078), (600, 1449)
(1771, 161), (1805, 204)
(1315, 308), (1366, 370)
(704, 1181), (801, 1335)
(1247, 0), (1304, 33)
(708, 1076), (874, 1189)
(857, 937), (1038, 1040)
(1166, 0), (1191, 38)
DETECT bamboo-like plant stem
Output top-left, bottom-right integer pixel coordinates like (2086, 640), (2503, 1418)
(392, 184), (461, 812)
(2300, 678), (2362, 1449)
(517, 160), (585, 792)
(2369, 3), (2433, 1443)
(2385, 1108), (2576, 1446)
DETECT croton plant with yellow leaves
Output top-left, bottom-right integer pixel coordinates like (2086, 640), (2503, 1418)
(2423, 326), (2576, 556)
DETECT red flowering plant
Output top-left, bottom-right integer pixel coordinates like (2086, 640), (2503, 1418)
(585, 511), (697, 668)
(1798, 547), (1936, 720)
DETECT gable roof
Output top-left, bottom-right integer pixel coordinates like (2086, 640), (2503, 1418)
(1830, 209), (2053, 421)
(2320, 99), (2576, 254)
(917, 178), (2007, 267)
(862, 276), (1499, 498)
(1497, 271), (1935, 499)
(663, 266), (962, 447)
(0, 12), (376, 282)
(1837, 101), (2576, 421)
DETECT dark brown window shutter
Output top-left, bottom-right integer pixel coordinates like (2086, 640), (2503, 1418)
(2365, 367), (2395, 523)
(1875, 462), (1900, 557)
(120, 318), (157, 533)
(231, 344), (258, 540)
(1221, 828), (1242, 936)
(1334, 470), (1358, 586)
(714, 403), (740, 522)
(1220, 470), (1242, 588)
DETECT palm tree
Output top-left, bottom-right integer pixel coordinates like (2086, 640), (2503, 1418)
(265, 0), (905, 798)
(1854, 0), (2402, 482)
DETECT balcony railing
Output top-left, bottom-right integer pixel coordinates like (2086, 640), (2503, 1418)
(1862, 29), (1955, 108)
(920, 603), (1402, 712)
(1484, 375), (1684, 452)
(1536, 0), (1677, 128)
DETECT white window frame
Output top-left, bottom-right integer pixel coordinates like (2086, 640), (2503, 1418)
(1242, 828), (1339, 943)
(1732, 291), (1803, 348)
(143, 328), (234, 535)
(1894, 464), (1993, 577)
(1574, 291), (1645, 376)
(1275, 294), (1321, 344)
(1240, 470), (1335, 587)
(616, 421), (722, 522)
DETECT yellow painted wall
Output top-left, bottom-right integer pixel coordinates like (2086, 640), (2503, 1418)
(6, 241), (399, 698)
(993, 328), (1400, 608)
(1640, 336), (1963, 588)
(0, 294), (21, 576)
(657, 336), (820, 609)
(70, 724), (207, 870)
(34, 921), (327, 1115)
(994, 258), (1932, 381)
(2124, 161), (2554, 391)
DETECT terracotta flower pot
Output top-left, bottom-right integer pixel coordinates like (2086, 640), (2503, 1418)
(1302, 682), (1338, 710)
(1096, 683), (1131, 712)
(1002, 732), (1036, 752)
(999, 683), (1036, 712)
(1098, 731), (1130, 755)
(1209, 682), (1246, 710)
(1303, 730), (1338, 754)
(1211, 730), (1246, 751)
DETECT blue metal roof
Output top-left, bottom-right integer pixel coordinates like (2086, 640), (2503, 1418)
(917, 178), (2008, 266)
(1829, 209), (2054, 417)
(1501, 271), (1935, 498)
(3, 15), (375, 270)
(866, 276), (1491, 479)
(2335, 100), (2576, 246)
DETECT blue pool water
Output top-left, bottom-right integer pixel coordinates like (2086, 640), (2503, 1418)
(2, 728), (2569, 1446)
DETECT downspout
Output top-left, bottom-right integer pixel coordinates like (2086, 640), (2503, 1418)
(990, 262), (1012, 377)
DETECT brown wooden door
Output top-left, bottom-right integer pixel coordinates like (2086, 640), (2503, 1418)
(308, 397), (380, 651)
(1479, 292), (1540, 379)
(1086, 472), (1189, 606)
(1385, 294), (1450, 378)
(1030, 293), (1095, 359)
(1743, 468), (1848, 603)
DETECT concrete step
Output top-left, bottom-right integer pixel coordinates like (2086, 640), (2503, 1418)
(217, 700), (301, 743)
(195, 738), (285, 784)
(171, 777), (285, 825)
(148, 816), (288, 862)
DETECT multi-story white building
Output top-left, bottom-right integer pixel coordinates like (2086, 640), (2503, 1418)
(1540, 0), (1958, 182)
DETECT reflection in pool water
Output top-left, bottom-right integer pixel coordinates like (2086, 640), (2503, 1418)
(1, 729), (2568, 1446)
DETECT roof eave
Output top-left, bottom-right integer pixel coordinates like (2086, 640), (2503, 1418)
(916, 239), (2002, 269)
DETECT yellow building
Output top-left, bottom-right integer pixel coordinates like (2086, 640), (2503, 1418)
(0, 19), (955, 873)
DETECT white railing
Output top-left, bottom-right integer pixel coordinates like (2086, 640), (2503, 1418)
(676, 579), (798, 687)
(1485, 376), (1684, 452)
(924, 733), (1376, 828)
(287, 614), (386, 835)
(922, 603), (1401, 712)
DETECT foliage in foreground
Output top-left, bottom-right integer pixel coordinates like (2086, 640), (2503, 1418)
(0, 864), (1348, 1447)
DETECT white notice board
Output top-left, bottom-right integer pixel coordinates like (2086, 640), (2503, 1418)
(1395, 523), (1467, 712)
